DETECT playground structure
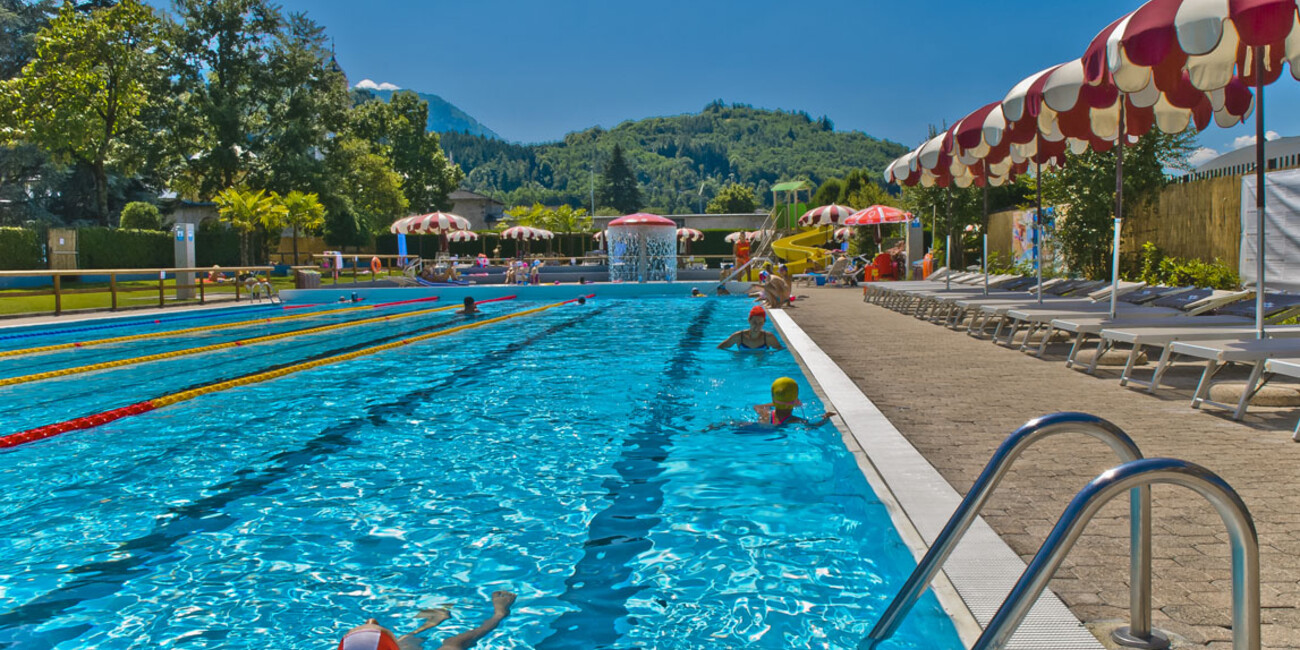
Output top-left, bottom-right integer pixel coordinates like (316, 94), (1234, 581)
(760, 181), (839, 275)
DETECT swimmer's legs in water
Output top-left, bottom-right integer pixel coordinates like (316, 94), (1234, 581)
(437, 591), (516, 650)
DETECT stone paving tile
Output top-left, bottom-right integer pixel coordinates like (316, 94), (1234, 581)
(785, 287), (1300, 649)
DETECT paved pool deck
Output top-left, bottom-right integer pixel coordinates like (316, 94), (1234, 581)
(786, 286), (1300, 649)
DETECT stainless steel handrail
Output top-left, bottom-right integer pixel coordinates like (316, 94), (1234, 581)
(973, 458), (1259, 650)
(862, 412), (1164, 649)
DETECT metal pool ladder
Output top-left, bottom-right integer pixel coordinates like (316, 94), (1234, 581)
(861, 412), (1260, 650)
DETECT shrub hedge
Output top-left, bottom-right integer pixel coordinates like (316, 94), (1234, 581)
(0, 227), (43, 270)
(77, 227), (173, 269)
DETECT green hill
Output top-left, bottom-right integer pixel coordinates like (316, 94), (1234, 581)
(440, 100), (908, 213)
(352, 87), (500, 139)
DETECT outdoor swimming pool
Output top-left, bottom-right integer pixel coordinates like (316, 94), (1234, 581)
(0, 296), (963, 649)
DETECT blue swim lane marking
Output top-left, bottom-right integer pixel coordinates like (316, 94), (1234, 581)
(536, 301), (716, 650)
(0, 306), (607, 648)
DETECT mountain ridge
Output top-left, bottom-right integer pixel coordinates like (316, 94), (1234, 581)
(351, 86), (501, 140)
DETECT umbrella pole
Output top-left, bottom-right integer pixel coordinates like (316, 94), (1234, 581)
(983, 170), (989, 296)
(1255, 48), (1266, 339)
(1036, 156), (1043, 304)
(1110, 102), (1126, 320)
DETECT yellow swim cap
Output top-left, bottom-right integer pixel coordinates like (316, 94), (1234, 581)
(771, 377), (801, 407)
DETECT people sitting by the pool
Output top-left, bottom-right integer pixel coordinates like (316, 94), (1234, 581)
(207, 265), (229, 283)
(529, 260), (543, 285)
(457, 296), (479, 316)
(718, 306), (784, 351)
(338, 591), (516, 650)
(748, 271), (790, 308)
(753, 377), (834, 427)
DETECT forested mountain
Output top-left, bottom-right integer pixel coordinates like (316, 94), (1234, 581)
(441, 100), (908, 213)
(352, 88), (500, 139)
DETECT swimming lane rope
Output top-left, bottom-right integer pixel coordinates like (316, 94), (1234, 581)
(0, 295), (592, 449)
(0, 296), (516, 387)
(0, 296), (442, 359)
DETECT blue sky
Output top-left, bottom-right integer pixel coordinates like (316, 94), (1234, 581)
(267, 0), (1296, 167)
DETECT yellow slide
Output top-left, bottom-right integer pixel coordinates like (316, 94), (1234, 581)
(771, 227), (836, 274)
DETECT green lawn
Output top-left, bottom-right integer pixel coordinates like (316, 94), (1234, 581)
(0, 276), (298, 317)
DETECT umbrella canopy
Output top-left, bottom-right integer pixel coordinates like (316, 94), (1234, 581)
(389, 212), (470, 234)
(724, 231), (748, 244)
(500, 226), (554, 240)
(446, 230), (479, 242)
(609, 213), (676, 227)
(799, 204), (856, 226)
(833, 227), (853, 242)
(676, 228), (704, 242)
(592, 230), (605, 240)
(845, 206), (912, 226)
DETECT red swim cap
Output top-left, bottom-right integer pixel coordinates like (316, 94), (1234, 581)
(749, 306), (766, 319)
(339, 623), (400, 650)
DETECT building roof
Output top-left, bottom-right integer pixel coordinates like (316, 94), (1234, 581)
(1194, 136), (1300, 174)
(449, 189), (503, 205)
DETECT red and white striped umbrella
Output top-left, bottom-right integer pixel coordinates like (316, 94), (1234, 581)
(845, 206), (912, 226)
(799, 204), (855, 226)
(500, 226), (554, 240)
(445, 230), (479, 242)
(747, 229), (773, 241)
(592, 230), (605, 240)
(724, 231), (747, 244)
(676, 228), (704, 242)
(833, 227), (853, 242)
(390, 212), (470, 234)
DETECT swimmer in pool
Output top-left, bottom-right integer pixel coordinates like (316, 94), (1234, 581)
(339, 591), (516, 650)
(717, 306), (784, 351)
(754, 377), (834, 427)
(457, 296), (479, 316)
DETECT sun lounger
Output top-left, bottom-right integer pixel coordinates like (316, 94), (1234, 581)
(1163, 337), (1300, 420)
(1095, 293), (1300, 389)
(1261, 358), (1300, 441)
(870, 271), (1006, 311)
(970, 280), (1127, 341)
(1042, 288), (1248, 365)
(947, 279), (1107, 334)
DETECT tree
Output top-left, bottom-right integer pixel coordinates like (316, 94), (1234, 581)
(279, 190), (324, 264)
(254, 11), (349, 197)
(2, 0), (168, 222)
(0, 143), (63, 225)
(541, 204), (591, 256)
(811, 178), (843, 207)
(170, 0), (284, 196)
(119, 201), (162, 229)
(1041, 131), (1195, 278)
(597, 143), (641, 214)
(0, 0), (58, 80)
(706, 183), (757, 214)
(214, 187), (286, 265)
(347, 91), (463, 213)
(323, 136), (407, 237)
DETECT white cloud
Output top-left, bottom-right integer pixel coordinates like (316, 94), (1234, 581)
(353, 78), (401, 91)
(1231, 131), (1282, 150)
(1188, 147), (1220, 167)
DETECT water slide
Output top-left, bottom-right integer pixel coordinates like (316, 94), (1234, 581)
(771, 227), (835, 274)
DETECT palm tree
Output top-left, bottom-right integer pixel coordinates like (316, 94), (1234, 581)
(543, 205), (592, 257)
(280, 191), (325, 265)
(215, 188), (288, 265)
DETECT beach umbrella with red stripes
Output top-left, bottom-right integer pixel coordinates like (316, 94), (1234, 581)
(798, 204), (855, 226)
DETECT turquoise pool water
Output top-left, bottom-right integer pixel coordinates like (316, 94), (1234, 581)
(0, 297), (962, 649)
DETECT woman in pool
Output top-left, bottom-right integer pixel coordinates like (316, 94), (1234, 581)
(717, 306), (784, 351)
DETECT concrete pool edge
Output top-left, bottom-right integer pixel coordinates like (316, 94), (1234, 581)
(771, 309), (1105, 650)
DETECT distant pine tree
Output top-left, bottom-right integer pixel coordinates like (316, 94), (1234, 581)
(598, 144), (641, 214)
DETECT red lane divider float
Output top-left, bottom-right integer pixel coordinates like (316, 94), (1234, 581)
(0, 293), (543, 449)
